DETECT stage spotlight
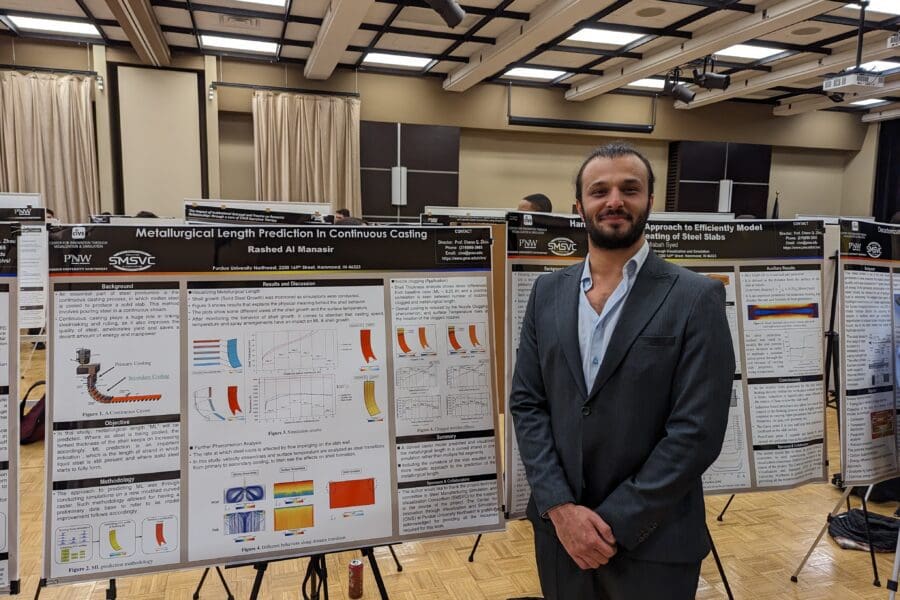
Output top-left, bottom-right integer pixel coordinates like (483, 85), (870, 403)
(670, 83), (695, 103)
(423, 0), (466, 28)
(693, 69), (731, 90)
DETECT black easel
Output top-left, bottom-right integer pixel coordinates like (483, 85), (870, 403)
(468, 534), (482, 562)
(34, 577), (117, 599)
(192, 567), (234, 599)
(706, 525), (734, 600)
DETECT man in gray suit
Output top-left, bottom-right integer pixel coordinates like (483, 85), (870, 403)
(510, 143), (734, 599)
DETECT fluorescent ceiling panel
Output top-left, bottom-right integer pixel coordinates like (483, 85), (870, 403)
(200, 35), (278, 54)
(851, 98), (889, 106)
(567, 28), (644, 46)
(236, 0), (287, 7)
(362, 52), (432, 69)
(859, 60), (900, 73)
(626, 78), (666, 89)
(715, 44), (782, 60)
(503, 67), (568, 80)
(7, 15), (100, 37)
(846, 1), (900, 16)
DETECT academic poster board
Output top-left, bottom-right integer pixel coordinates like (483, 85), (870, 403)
(837, 219), (900, 486)
(184, 200), (329, 225)
(44, 224), (503, 585)
(504, 216), (826, 518)
(504, 212), (587, 519)
(0, 197), (47, 330)
(648, 219), (827, 493)
(0, 224), (20, 593)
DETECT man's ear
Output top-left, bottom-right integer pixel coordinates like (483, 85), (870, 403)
(575, 200), (585, 221)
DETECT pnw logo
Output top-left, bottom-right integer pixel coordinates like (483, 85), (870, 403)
(866, 241), (882, 258)
(548, 237), (576, 256)
(110, 250), (156, 272)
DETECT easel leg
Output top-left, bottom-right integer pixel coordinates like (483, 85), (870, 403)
(468, 534), (483, 562)
(887, 522), (900, 600)
(106, 579), (116, 600)
(860, 487), (881, 587)
(364, 547), (389, 600)
(32, 578), (45, 600)
(249, 562), (268, 600)
(215, 567), (234, 600)
(706, 525), (734, 600)
(387, 545), (403, 571)
(192, 567), (209, 599)
(792, 486), (853, 582)
(716, 495), (735, 522)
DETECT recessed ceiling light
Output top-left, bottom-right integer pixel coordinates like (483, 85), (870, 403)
(236, 0), (287, 6)
(851, 98), (889, 106)
(715, 44), (783, 60)
(362, 52), (432, 69)
(626, 78), (666, 90)
(859, 60), (900, 73)
(503, 67), (569, 80)
(636, 7), (666, 18)
(200, 35), (278, 55)
(567, 28), (644, 46)
(846, 1), (900, 16)
(7, 15), (100, 37)
(791, 26), (822, 36)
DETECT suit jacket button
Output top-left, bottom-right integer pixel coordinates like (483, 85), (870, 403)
(582, 406), (591, 416)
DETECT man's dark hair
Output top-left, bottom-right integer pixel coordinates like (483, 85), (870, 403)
(523, 193), (552, 213)
(575, 143), (655, 203)
(135, 210), (158, 218)
(336, 208), (351, 218)
(334, 217), (365, 226)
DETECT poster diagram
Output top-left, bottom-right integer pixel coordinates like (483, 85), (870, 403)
(76, 348), (162, 404)
(55, 526), (91, 565)
(193, 386), (246, 422)
(250, 330), (336, 372)
(141, 516), (178, 554)
(252, 375), (335, 423)
(447, 324), (486, 353)
(191, 338), (243, 370)
(395, 325), (437, 357)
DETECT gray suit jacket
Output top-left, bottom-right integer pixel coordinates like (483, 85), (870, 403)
(509, 249), (735, 563)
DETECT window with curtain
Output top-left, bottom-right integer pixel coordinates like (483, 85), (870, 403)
(0, 71), (100, 221)
(252, 91), (361, 217)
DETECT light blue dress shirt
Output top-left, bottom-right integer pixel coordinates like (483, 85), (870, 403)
(578, 241), (650, 391)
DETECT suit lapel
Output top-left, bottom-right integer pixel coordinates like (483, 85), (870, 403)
(587, 252), (677, 401)
(556, 264), (588, 399)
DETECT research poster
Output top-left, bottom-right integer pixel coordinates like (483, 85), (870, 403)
(504, 212), (587, 519)
(0, 204), (46, 330)
(503, 217), (826, 518)
(0, 224), (19, 593)
(838, 219), (900, 486)
(648, 219), (827, 493)
(44, 224), (503, 585)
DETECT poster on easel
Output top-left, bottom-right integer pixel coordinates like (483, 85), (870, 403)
(0, 196), (47, 330)
(43, 224), (503, 585)
(504, 211), (587, 519)
(184, 199), (330, 225)
(0, 223), (20, 594)
(503, 216), (826, 517)
(837, 219), (900, 486)
(648, 219), (827, 493)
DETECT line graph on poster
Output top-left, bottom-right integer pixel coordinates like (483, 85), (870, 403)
(193, 385), (247, 422)
(251, 375), (336, 423)
(249, 330), (336, 372)
(395, 362), (438, 390)
(74, 347), (163, 404)
(447, 360), (488, 388)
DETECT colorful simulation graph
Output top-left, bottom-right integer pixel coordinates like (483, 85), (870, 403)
(192, 338), (243, 368)
(275, 505), (314, 531)
(329, 478), (376, 509)
(274, 480), (313, 506)
(747, 303), (819, 320)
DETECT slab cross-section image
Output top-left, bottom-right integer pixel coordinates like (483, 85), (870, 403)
(254, 375), (335, 423)
(250, 330), (336, 371)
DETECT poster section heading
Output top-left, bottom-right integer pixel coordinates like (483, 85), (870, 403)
(647, 219), (823, 260)
(49, 226), (491, 274)
(838, 219), (900, 486)
(45, 224), (502, 584)
(184, 205), (317, 226)
(506, 211), (587, 258)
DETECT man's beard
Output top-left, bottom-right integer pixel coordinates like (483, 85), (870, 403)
(584, 204), (649, 250)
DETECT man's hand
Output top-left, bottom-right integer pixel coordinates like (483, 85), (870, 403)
(547, 503), (617, 569)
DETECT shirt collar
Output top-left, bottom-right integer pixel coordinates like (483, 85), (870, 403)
(580, 240), (650, 291)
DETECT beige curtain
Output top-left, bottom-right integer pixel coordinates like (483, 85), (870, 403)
(252, 91), (361, 217)
(0, 71), (99, 221)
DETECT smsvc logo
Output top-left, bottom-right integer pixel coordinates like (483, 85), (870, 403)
(867, 241), (882, 258)
(548, 237), (576, 256)
(110, 250), (156, 272)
